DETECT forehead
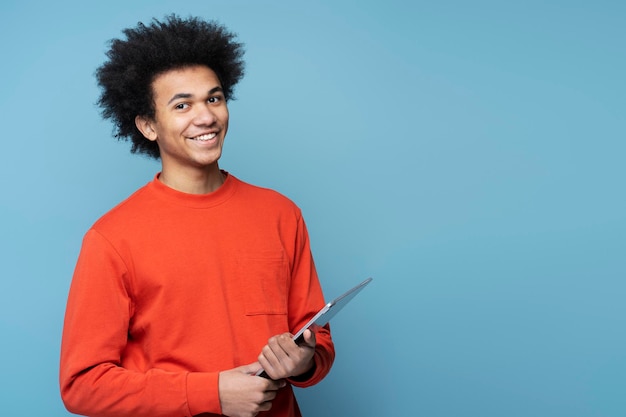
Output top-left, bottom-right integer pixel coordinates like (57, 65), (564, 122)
(151, 65), (222, 102)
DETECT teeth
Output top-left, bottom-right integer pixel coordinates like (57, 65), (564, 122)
(194, 133), (217, 141)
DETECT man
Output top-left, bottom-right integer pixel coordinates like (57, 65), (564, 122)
(60, 15), (334, 417)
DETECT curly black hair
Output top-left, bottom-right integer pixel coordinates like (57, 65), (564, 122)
(96, 15), (245, 159)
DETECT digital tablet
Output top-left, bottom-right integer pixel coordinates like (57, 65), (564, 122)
(256, 277), (373, 378)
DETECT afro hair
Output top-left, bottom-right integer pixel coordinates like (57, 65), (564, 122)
(96, 15), (245, 159)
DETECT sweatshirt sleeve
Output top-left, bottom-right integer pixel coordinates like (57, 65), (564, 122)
(59, 229), (222, 416)
(286, 215), (336, 388)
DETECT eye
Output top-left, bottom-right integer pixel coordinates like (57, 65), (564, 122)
(208, 96), (223, 104)
(174, 102), (189, 110)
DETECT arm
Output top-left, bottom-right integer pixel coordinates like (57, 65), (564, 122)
(263, 214), (335, 386)
(60, 229), (221, 416)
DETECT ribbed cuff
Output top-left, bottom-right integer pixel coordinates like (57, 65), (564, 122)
(186, 372), (221, 415)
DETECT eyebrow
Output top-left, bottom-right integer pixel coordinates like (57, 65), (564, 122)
(167, 86), (224, 105)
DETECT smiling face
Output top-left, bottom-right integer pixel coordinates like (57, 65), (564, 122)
(135, 65), (229, 190)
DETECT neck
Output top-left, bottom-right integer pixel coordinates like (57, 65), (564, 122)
(159, 164), (225, 194)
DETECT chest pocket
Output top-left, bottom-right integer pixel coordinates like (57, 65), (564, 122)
(236, 251), (289, 316)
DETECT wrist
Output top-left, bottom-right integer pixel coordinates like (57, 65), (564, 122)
(290, 359), (316, 382)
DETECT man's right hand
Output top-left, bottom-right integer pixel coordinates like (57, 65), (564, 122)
(219, 363), (286, 417)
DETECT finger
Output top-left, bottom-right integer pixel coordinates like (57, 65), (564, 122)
(238, 361), (263, 375)
(263, 387), (279, 400)
(258, 346), (282, 376)
(261, 341), (281, 364)
(284, 332), (315, 353)
(258, 399), (273, 413)
(269, 334), (294, 361)
(266, 379), (287, 391)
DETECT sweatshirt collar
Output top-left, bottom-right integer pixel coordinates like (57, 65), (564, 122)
(148, 170), (238, 209)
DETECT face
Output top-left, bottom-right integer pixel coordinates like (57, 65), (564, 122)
(136, 65), (229, 177)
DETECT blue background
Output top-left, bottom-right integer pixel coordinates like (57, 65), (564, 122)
(1, 0), (624, 415)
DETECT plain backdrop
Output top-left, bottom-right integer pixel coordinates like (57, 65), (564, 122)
(1, 0), (624, 415)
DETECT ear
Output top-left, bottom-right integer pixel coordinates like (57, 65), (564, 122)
(135, 115), (158, 141)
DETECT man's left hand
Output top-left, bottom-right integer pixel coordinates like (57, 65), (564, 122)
(258, 329), (316, 380)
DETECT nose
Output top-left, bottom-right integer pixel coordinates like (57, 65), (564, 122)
(193, 103), (217, 126)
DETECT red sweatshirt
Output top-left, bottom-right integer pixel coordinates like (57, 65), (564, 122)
(60, 173), (334, 416)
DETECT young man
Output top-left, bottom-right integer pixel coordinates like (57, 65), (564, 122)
(60, 15), (334, 417)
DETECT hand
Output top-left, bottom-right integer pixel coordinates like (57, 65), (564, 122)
(219, 363), (286, 417)
(258, 329), (316, 380)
